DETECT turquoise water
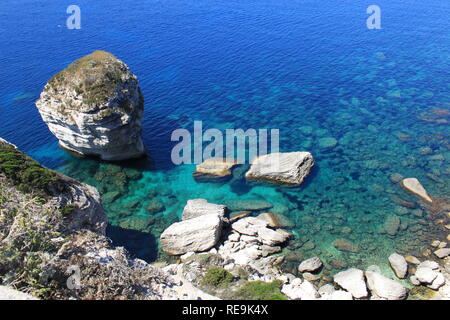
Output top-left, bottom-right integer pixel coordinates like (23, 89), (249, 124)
(0, 1), (449, 275)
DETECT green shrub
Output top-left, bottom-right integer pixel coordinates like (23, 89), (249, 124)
(233, 280), (287, 300)
(0, 142), (63, 197)
(202, 267), (234, 287)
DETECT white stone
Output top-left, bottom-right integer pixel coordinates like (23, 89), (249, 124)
(182, 199), (227, 220)
(365, 271), (408, 300)
(333, 268), (368, 299)
(298, 257), (323, 273)
(415, 267), (438, 284)
(160, 214), (223, 255)
(388, 253), (408, 279)
(401, 178), (433, 203)
(245, 152), (314, 185)
(329, 290), (353, 300)
(231, 217), (268, 236)
(434, 248), (450, 259)
(428, 272), (445, 290)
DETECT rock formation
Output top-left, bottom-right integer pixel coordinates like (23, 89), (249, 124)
(245, 152), (314, 185)
(193, 158), (238, 181)
(35, 50), (145, 161)
(401, 178), (433, 203)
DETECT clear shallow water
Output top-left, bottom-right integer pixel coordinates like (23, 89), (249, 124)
(1, 1), (449, 275)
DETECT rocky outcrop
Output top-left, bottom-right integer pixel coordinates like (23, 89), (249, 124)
(193, 158), (238, 181)
(160, 214), (224, 255)
(245, 152), (314, 185)
(35, 50), (145, 161)
(401, 178), (433, 203)
(365, 271), (408, 300)
(0, 139), (182, 300)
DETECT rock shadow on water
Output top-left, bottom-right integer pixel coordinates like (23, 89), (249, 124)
(106, 225), (158, 262)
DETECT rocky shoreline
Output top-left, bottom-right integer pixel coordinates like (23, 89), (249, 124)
(157, 193), (450, 300)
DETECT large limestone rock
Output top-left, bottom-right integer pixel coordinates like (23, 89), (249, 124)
(160, 214), (223, 255)
(193, 158), (238, 180)
(401, 178), (433, 203)
(388, 253), (408, 279)
(181, 199), (227, 220)
(333, 268), (368, 299)
(245, 152), (314, 185)
(365, 271), (408, 300)
(36, 50), (145, 161)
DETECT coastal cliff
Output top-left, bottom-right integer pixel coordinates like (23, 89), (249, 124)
(35, 51), (145, 161)
(0, 139), (175, 299)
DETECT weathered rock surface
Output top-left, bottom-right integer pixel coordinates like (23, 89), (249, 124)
(388, 253), (408, 279)
(193, 158), (238, 180)
(333, 238), (359, 253)
(160, 214), (223, 255)
(181, 199), (227, 220)
(0, 286), (39, 300)
(245, 152), (314, 185)
(365, 271), (408, 300)
(298, 257), (323, 273)
(384, 215), (400, 236)
(256, 212), (294, 228)
(36, 50), (145, 161)
(231, 217), (290, 246)
(282, 278), (319, 300)
(434, 248), (450, 259)
(401, 178), (433, 203)
(333, 268), (368, 299)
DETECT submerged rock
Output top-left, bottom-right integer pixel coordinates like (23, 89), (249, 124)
(401, 178), (433, 203)
(223, 199), (272, 211)
(433, 248), (450, 259)
(36, 50), (145, 161)
(333, 238), (359, 253)
(0, 286), (38, 300)
(245, 152), (314, 185)
(318, 137), (338, 149)
(383, 215), (400, 236)
(256, 212), (294, 228)
(193, 158), (238, 181)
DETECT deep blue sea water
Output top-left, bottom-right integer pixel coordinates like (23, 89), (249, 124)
(1, 1), (449, 277)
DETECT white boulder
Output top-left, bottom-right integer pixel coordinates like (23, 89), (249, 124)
(245, 152), (314, 185)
